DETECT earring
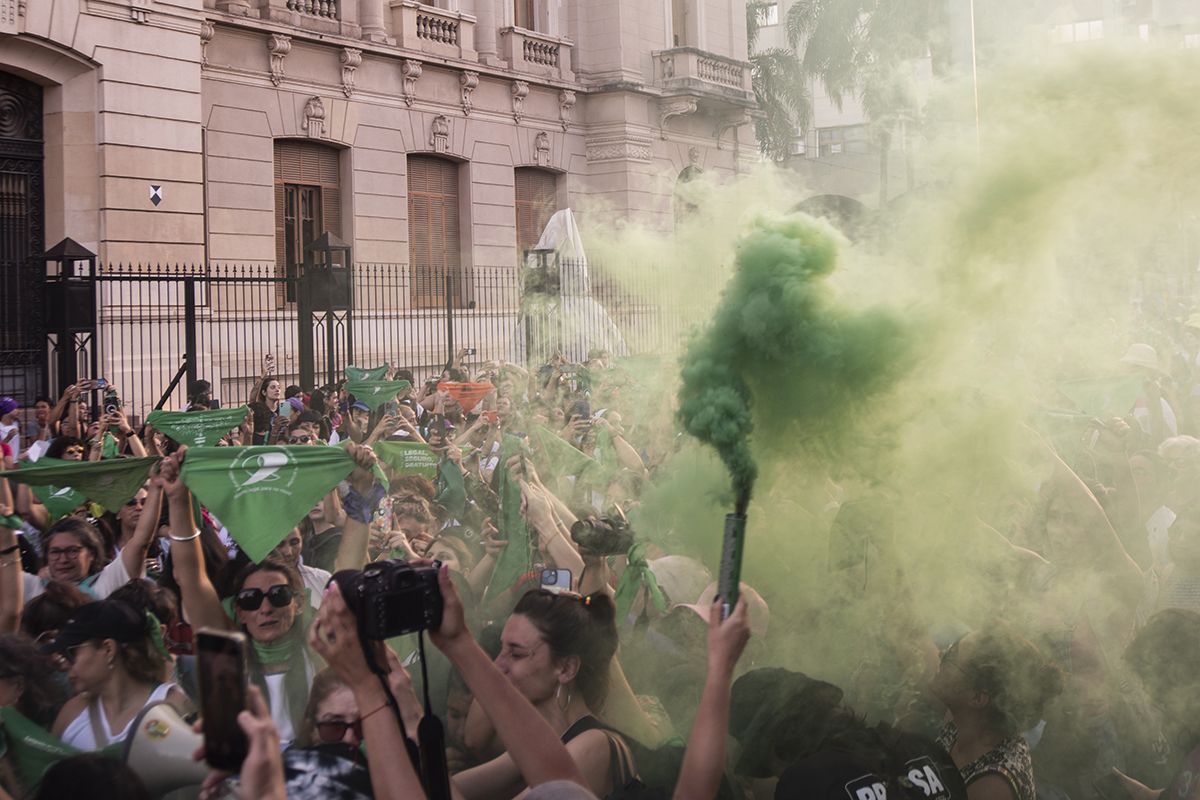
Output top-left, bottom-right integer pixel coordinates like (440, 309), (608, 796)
(556, 683), (571, 712)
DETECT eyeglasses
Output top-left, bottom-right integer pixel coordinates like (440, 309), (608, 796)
(47, 546), (85, 560)
(288, 435), (314, 444)
(125, 497), (146, 508)
(235, 584), (295, 612)
(63, 642), (93, 665)
(315, 717), (364, 743)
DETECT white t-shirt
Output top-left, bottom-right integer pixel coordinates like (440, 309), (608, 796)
(23, 556), (132, 601)
(60, 682), (177, 750)
(0, 423), (19, 459)
(264, 672), (295, 744)
(299, 562), (332, 610)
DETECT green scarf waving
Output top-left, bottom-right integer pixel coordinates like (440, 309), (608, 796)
(180, 446), (359, 562)
(343, 379), (412, 412)
(345, 364), (389, 382)
(146, 406), (250, 447)
(1, 457), (160, 511)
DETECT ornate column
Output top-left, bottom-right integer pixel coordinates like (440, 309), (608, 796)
(358, 0), (392, 43)
(473, 0), (501, 65)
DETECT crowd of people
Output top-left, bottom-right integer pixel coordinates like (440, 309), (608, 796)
(0, 334), (1197, 800)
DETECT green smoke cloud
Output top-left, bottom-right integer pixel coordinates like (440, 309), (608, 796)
(676, 214), (915, 506)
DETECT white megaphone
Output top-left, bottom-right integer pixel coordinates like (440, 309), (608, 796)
(122, 701), (211, 798)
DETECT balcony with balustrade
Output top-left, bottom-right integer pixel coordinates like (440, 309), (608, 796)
(653, 47), (754, 104)
(390, 0), (477, 61)
(499, 26), (574, 81)
(210, 0), (354, 36)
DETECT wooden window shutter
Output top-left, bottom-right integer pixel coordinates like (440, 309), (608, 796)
(408, 156), (460, 309)
(515, 168), (558, 255)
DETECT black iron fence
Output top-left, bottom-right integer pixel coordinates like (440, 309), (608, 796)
(90, 259), (706, 423)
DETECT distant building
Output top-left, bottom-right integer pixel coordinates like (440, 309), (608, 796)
(0, 0), (756, 404)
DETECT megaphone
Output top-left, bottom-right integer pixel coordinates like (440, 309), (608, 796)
(122, 701), (210, 797)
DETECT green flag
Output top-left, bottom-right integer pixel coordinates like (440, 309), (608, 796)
(373, 440), (439, 479)
(530, 425), (597, 478)
(436, 459), (466, 519)
(346, 364), (389, 382)
(1056, 375), (1143, 418)
(485, 435), (533, 604)
(0, 707), (122, 787)
(180, 446), (357, 562)
(343, 379), (412, 412)
(2, 457), (160, 511)
(146, 406), (250, 447)
(31, 481), (87, 521)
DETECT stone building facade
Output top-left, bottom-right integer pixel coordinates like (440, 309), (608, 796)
(0, 0), (756, 406)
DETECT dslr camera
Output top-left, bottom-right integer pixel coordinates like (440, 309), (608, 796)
(570, 515), (634, 557)
(334, 560), (444, 639)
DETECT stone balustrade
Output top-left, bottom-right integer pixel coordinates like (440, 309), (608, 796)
(654, 47), (753, 100)
(499, 26), (574, 81)
(391, 1), (477, 61)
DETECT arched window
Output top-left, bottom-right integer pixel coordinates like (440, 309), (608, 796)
(408, 155), (461, 309)
(514, 167), (558, 256)
(274, 140), (342, 303)
(673, 165), (702, 224)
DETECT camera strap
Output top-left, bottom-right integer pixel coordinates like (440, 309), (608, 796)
(416, 632), (452, 800)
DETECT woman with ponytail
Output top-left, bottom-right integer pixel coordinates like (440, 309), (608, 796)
(46, 598), (189, 750)
(454, 588), (637, 799)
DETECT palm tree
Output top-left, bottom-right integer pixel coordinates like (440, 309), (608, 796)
(786, 0), (947, 202)
(747, 0), (812, 161)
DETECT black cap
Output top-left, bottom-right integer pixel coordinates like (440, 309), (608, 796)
(40, 599), (145, 654)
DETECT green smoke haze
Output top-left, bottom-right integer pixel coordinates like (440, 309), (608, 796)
(676, 215), (916, 506)
(580, 41), (1200, 766)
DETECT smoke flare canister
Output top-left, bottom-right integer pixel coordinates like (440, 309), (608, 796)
(718, 513), (747, 619)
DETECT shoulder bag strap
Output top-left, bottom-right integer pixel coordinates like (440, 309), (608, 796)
(87, 697), (110, 749)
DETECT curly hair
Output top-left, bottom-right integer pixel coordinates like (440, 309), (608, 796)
(962, 624), (1064, 736)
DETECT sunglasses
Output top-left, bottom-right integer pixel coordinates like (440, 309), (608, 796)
(288, 434), (314, 444)
(235, 584), (295, 612)
(125, 497), (146, 507)
(63, 642), (94, 665)
(315, 717), (364, 743)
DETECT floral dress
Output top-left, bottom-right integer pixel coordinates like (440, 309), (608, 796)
(937, 722), (1036, 800)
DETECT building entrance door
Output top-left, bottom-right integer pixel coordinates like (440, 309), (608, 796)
(0, 71), (46, 401)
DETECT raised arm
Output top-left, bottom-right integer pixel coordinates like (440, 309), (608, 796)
(333, 442), (382, 572)
(430, 565), (586, 793)
(161, 449), (233, 632)
(309, 584), (428, 800)
(672, 599), (750, 800)
(119, 479), (162, 580)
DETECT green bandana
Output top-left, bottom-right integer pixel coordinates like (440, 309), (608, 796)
(252, 634), (297, 667)
(0, 707), (122, 787)
(100, 432), (119, 460)
(1, 457), (160, 511)
(0, 514), (23, 530)
(343, 379), (412, 412)
(373, 440), (439, 480)
(31, 481), (87, 521)
(614, 542), (667, 621)
(146, 406), (250, 447)
(435, 459), (466, 519)
(530, 424), (597, 478)
(1056, 375), (1143, 418)
(180, 446), (358, 562)
(345, 364), (389, 382)
(484, 435), (533, 604)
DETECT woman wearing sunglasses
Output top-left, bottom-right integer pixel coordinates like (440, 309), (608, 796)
(45, 598), (188, 751)
(157, 450), (318, 746)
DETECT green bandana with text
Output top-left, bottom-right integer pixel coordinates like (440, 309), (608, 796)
(181, 445), (358, 562)
(146, 406), (250, 447)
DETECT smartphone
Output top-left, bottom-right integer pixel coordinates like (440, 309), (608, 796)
(93, 378), (108, 389)
(211, 398), (221, 409)
(463, 347), (477, 356)
(718, 514), (747, 619)
(103, 388), (120, 416)
(541, 568), (573, 595)
(1092, 773), (1132, 800)
(196, 628), (249, 771)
